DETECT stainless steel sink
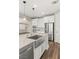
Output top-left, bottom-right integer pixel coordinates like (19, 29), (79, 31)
(28, 35), (42, 40)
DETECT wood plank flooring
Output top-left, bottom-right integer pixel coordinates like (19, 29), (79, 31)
(40, 42), (60, 59)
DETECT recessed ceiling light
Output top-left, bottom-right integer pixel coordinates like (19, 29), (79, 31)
(32, 8), (35, 10)
(23, 0), (26, 4)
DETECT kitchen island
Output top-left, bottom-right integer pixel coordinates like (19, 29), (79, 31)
(19, 33), (49, 59)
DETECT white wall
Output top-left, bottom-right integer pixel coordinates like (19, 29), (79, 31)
(54, 12), (60, 43)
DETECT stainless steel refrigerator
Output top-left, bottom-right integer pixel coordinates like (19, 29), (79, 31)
(45, 22), (54, 42)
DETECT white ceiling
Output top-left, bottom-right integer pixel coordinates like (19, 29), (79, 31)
(19, 0), (60, 18)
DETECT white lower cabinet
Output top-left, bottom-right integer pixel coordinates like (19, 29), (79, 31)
(34, 45), (41, 59)
(34, 35), (49, 59)
(34, 41), (48, 59)
(41, 41), (45, 55)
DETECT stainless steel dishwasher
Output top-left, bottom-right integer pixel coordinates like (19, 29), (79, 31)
(19, 43), (34, 59)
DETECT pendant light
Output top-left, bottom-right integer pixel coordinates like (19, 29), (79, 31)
(52, 0), (59, 4)
(23, 0), (26, 20)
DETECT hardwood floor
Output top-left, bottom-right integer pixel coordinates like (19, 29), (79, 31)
(40, 42), (60, 59)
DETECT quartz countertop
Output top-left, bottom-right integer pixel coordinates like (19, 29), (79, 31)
(19, 34), (35, 49)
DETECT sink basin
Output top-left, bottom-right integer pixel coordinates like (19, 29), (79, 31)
(28, 35), (42, 40)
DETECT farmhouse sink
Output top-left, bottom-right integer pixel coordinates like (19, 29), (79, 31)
(28, 35), (44, 48)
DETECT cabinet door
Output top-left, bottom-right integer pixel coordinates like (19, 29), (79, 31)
(45, 36), (49, 50)
(41, 42), (44, 55)
(34, 46), (41, 59)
